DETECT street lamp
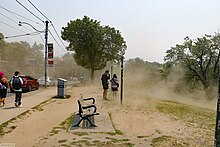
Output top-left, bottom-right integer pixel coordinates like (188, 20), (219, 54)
(18, 21), (49, 88)
(18, 21), (44, 33)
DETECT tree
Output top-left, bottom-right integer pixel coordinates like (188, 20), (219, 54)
(0, 33), (44, 78)
(61, 16), (126, 81)
(164, 34), (220, 100)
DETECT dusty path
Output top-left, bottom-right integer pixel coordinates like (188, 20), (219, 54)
(0, 85), (214, 147)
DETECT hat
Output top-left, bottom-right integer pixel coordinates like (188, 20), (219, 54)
(0, 72), (4, 78)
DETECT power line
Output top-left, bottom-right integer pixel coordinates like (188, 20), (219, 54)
(0, 11), (44, 43)
(0, 12), (39, 34)
(0, 20), (26, 33)
(48, 29), (67, 53)
(38, 33), (44, 43)
(51, 23), (66, 48)
(4, 32), (41, 39)
(0, 12), (18, 24)
(16, 0), (44, 23)
(26, 0), (67, 50)
(0, 5), (42, 26)
(28, 0), (50, 21)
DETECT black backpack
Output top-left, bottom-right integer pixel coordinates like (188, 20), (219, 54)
(12, 77), (22, 90)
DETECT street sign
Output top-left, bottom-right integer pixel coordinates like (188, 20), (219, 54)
(47, 43), (53, 59)
(48, 60), (54, 67)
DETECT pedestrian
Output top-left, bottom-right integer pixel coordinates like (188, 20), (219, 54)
(111, 74), (119, 98)
(101, 70), (110, 100)
(10, 71), (23, 107)
(0, 72), (10, 107)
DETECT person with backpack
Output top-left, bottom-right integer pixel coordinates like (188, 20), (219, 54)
(110, 74), (119, 99)
(10, 71), (23, 107)
(0, 72), (10, 107)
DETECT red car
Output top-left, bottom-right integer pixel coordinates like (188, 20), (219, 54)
(10, 75), (39, 92)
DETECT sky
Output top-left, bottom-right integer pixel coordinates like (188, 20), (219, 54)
(1, 0), (220, 63)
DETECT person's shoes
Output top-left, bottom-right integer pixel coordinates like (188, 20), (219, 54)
(2, 101), (5, 107)
(15, 102), (18, 107)
(18, 104), (22, 107)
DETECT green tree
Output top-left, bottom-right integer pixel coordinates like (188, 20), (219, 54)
(164, 34), (220, 100)
(61, 16), (126, 81)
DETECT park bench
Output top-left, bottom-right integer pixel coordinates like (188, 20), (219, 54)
(71, 97), (99, 128)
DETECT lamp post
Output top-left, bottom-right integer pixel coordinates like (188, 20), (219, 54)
(18, 21), (49, 88)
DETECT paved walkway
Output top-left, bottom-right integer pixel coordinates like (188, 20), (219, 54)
(0, 87), (57, 125)
(0, 83), (115, 133)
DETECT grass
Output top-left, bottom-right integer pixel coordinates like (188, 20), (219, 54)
(70, 139), (134, 147)
(73, 132), (89, 136)
(155, 100), (215, 146)
(151, 135), (189, 147)
(0, 110), (31, 136)
(49, 114), (74, 136)
(58, 139), (68, 143)
(106, 137), (130, 143)
(0, 98), (56, 137)
(32, 98), (53, 112)
(156, 100), (215, 130)
(108, 112), (123, 135)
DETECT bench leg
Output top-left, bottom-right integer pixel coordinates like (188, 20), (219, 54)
(72, 118), (83, 127)
(86, 117), (97, 127)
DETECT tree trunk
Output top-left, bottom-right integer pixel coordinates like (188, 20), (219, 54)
(90, 67), (94, 82)
(204, 85), (215, 101)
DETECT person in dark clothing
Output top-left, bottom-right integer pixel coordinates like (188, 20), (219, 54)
(110, 74), (119, 98)
(10, 71), (23, 107)
(101, 70), (110, 100)
(0, 72), (10, 107)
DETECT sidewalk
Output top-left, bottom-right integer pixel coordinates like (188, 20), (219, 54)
(0, 87), (57, 125)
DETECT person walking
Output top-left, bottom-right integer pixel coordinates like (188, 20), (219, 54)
(10, 71), (23, 107)
(111, 74), (119, 99)
(101, 70), (110, 100)
(0, 72), (10, 107)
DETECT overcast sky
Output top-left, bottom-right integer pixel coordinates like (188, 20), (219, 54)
(1, 0), (220, 63)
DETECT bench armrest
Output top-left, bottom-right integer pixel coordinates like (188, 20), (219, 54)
(83, 97), (95, 104)
(82, 104), (97, 113)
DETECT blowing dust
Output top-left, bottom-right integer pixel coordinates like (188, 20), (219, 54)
(122, 69), (217, 110)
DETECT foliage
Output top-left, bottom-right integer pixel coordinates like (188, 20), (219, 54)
(61, 16), (127, 80)
(0, 33), (44, 79)
(0, 32), (88, 81)
(164, 34), (220, 100)
(125, 57), (162, 84)
(52, 53), (89, 80)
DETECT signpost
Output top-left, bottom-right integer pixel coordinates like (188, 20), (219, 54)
(120, 56), (124, 104)
(48, 60), (54, 67)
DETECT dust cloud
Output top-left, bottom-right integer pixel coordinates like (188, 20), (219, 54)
(122, 66), (217, 110)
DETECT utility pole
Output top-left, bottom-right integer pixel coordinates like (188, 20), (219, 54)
(44, 20), (49, 88)
(18, 21), (48, 88)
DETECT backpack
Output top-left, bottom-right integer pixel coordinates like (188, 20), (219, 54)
(0, 82), (3, 89)
(12, 77), (22, 90)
